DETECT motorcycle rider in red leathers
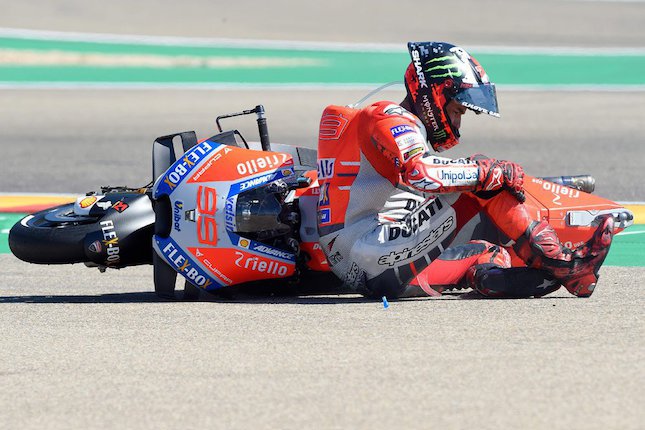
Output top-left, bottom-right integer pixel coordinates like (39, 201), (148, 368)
(316, 41), (614, 299)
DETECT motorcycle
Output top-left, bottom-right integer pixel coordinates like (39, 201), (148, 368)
(9, 104), (635, 299)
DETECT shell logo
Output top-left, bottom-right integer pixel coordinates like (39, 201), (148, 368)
(238, 239), (250, 249)
(79, 196), (98, 209)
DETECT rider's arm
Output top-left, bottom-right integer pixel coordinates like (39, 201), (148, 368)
(368, 106), (524, 197)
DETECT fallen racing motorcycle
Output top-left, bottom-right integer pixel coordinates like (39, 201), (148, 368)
(9, 105), (634, 299)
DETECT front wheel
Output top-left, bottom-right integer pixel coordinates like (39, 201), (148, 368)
(9, 204), (99, 264)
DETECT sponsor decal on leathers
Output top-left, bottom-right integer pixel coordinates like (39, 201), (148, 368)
(317, 158), (335, 179)
(390, 124), (416, 138)
(344, 262), (366, 289)
(379, 216), (454, 266)
(387, 198), (444, 240)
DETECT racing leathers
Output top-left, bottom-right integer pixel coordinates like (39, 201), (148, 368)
(316, 101), (613, 298)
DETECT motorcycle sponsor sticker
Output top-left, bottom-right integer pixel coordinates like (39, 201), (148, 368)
(156, 237), (220, 289)
(79, 196), (97, 209)
(188, 247), (295, 285)
(227, 167), (294, 197)
(378, 216), (454, 266)
(88, 240), (102, 254)
(227, 232), (296, 262)
(96, 200), (113, 210)
(190, 145), (232, 182)
(234, 251), (290, 276)
(386, 198), (444, 241)
(237, 154), (290, 176)
(189, 147), (293, 183)
(112, 201), (129, 213)
(225, 195), (236, 231)
(155, 140), (216, 197)
(317, 158), (335, 180)
(390, 124), (416, 138)
(241, 172), (277, 191)
(251, 243), (294, 261)
(541, 181), (580, 206)
(173, 200), (184, 232)
(100, 220), (121, 266)
(227, 172), (277, 196)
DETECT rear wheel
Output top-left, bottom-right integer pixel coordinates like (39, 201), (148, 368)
(9, 204), (99, 264)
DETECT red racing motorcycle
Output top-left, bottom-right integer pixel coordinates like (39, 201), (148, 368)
(9, 105), (634, 299)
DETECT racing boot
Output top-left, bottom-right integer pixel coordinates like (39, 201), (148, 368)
(465, 265), (560, 298)
(512, 216), (614, 297)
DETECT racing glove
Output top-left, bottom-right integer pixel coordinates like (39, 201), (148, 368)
(475, 158), (526, 202)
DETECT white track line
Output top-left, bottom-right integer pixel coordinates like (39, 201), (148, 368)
(616, 230), (645, 236)
(1, 27), (645, 55)
(2, 82), (645, 92)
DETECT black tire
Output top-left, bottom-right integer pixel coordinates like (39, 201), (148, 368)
(9, 204), (99, 264)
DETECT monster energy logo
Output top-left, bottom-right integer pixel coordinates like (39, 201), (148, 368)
(433, 130), (447, 140)
(424, 56), (462, 79)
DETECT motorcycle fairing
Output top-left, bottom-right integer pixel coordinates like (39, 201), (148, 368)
(154, 235), (223, 289)
(152, 138), (297, 290)
(153, 140), (218, 199)
(524, 177), (633, 249)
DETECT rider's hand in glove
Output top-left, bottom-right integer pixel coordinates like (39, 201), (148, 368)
(475, 158), (526, 202)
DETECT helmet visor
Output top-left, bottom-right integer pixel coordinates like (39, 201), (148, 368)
(454, 83), (500, 118)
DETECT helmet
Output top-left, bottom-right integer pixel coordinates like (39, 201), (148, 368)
(404, 42), (499, 152)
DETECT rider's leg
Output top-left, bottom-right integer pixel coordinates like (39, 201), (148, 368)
(410, 241), (560, 298)
(409, 240), (510, 295)
(479, 191), (614, 297)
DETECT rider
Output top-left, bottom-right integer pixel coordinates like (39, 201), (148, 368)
(316, 41), (614, 299)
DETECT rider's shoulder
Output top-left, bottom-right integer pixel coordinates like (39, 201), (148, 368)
(364, 101), (417, 121)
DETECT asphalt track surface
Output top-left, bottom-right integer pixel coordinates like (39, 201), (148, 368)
(1, 1), (644, 429)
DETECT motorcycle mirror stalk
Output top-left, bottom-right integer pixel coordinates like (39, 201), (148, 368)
(216, 104), (272, 152)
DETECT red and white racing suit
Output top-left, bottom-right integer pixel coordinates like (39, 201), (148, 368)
(316, 101), (541, 298)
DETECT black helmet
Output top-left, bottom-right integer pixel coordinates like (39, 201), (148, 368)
(404, 41), (499, 152)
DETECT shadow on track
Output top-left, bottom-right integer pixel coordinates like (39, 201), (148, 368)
(0, 290), (571, 304)
(0, 291), (370, 305)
